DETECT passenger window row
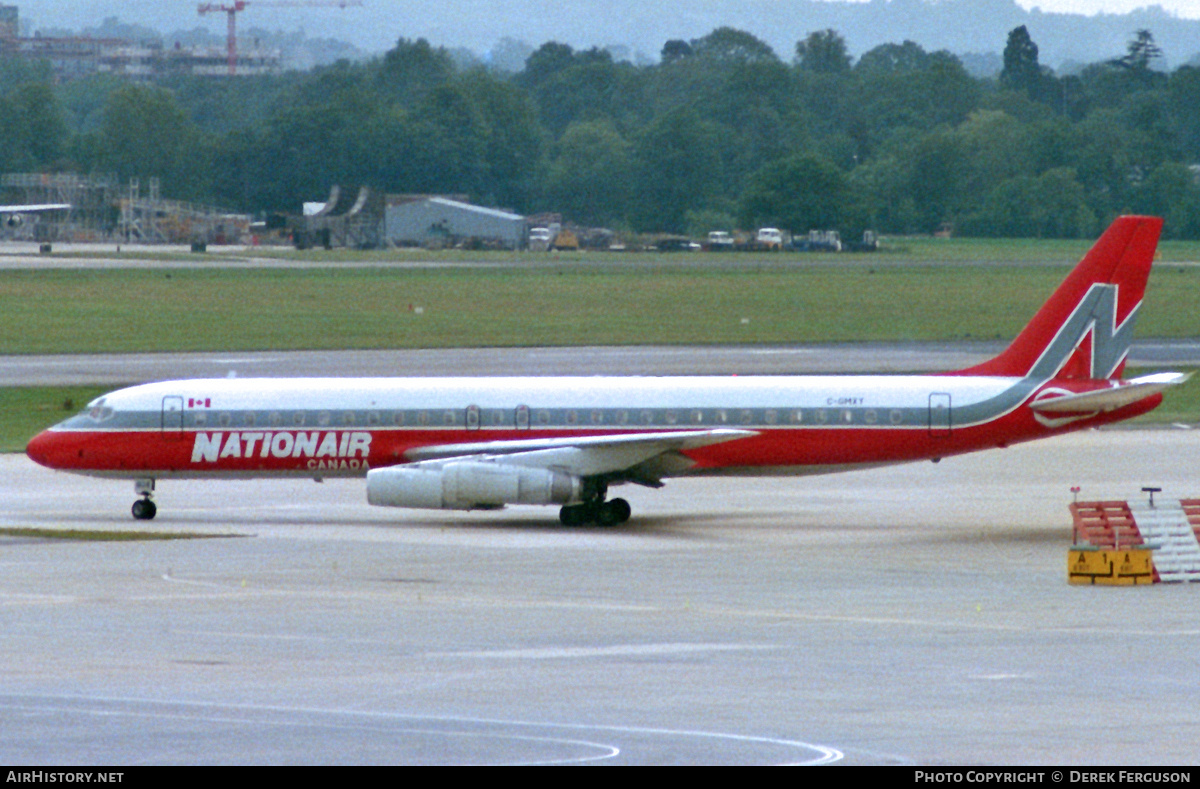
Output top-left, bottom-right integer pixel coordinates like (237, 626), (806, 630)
(187, 407), (906, 428)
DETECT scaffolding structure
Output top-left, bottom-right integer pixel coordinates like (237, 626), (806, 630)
(118, 177), (250, 244)
(1, 173), (251, 244)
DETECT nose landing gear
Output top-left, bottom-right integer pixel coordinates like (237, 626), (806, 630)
(132, 478), (157, 520)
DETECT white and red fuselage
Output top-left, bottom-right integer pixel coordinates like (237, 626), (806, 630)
(23, 373), (1162, 480)
(24, 216), (1184, 523)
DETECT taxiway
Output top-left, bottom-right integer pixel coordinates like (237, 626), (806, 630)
(3, 429), (1198, 764)
(4, 339), (1200, 385)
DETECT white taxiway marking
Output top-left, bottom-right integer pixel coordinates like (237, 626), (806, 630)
(0, 698), (622, 766)
(0, 694), (844, 765)
(428, 643), (778, 659)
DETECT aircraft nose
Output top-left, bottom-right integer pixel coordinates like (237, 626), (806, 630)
(26, 429), (67, 469)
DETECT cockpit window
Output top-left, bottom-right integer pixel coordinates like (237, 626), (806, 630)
(86, 397), (115, 422)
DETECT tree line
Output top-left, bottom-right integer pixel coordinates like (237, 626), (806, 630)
(3, 25), (1200, 239)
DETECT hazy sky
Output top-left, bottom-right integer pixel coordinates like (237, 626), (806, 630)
(1016, 0), (1198, 14)
(13, 0), (1200, 56)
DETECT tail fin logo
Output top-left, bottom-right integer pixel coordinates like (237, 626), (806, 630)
(1033, 283), (1138, 382)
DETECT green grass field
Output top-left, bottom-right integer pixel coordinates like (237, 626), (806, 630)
(3, 264), (1200, 353)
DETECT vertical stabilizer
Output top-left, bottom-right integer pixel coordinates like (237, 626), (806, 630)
(958, 216), (1163, 380)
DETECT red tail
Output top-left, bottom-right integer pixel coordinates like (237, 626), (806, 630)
(959, 216), (1163, 379)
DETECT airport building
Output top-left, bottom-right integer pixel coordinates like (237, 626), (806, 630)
(383, 196), (527, 250)
(0, 5), (282, 80)
(0, 4), (16, 39)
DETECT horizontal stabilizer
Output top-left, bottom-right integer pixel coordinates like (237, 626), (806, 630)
(1030, 372), (1190, 414)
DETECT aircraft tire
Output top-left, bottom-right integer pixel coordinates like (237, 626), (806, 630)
(131, 499), (157, 520)
(597, 498), (631, 527)
(559, 504), (590, 526)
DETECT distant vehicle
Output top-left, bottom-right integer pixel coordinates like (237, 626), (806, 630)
(551, 229), (580, 251)
(756, 227), (784, 250)
(528, 225), (579, 251)
(578, 228), (616, 250)
(844, 230), (878, 253)
(803, 230), (842, 252)
(706, 231), (735, 251)
(528, 227), (552, 251)
(654, 236), (697, 252)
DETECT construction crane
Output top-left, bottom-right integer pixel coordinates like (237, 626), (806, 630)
(197, 0), (362, 76)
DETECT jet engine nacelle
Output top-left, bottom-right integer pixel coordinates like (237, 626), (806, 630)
(366, 461), (583, 510)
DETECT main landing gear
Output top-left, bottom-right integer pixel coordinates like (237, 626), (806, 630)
(558, 496), (632, 527)
(559, 480), (631, 526)
(131, 478), (157, 520)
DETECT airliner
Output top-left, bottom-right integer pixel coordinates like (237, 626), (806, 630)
(25, 216), (1188, 525)
(0, 202), (70, 228)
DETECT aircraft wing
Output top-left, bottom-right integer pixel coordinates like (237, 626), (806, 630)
(403, 428), (757, 480)
(0, 204), (71, 212)
(1030, 372), (1191, 414)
